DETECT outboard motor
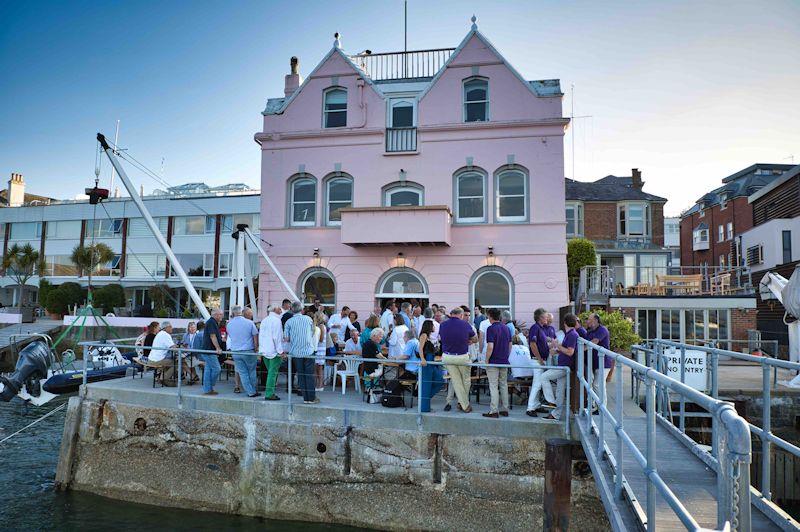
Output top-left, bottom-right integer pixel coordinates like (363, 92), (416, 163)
(0, 341), (51, 402)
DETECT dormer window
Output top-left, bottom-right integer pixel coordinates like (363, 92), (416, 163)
(323, 88), (347, 128)
(463, 78), (488, 122)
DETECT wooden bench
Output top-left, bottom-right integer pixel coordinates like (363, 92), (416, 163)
(656, 274), (702, 295)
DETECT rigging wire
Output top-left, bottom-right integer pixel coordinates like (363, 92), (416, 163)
(0, 402), (67, 446)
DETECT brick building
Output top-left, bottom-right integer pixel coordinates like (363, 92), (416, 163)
(679, 163), (795, 272)
(566, 168), (670, 288)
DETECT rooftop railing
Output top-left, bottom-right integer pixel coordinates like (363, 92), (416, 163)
(348, 48), (455, 81)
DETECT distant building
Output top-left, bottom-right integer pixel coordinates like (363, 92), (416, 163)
(0, 173), (259, 313)
(255, 19), (569, 318)
(565, 168), (670, 289)
(679, 163), (795, 272)
(739, 164), (800, 353)
(664, 217), (680, 267)
(0, 173), (53, 207)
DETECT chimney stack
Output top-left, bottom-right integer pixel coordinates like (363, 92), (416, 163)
(631, 168), (643, 190)
(284, 56), (302, 97)
(7, 172), (25, 207)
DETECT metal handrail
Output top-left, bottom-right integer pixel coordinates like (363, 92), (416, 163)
(653, 338), (800, 518)
(576, 337), (752, 531)
(78, 339), (572, 435)
(348, 48), (455, 81)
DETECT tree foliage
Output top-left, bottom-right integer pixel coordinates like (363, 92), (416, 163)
(2, 243), (46, 308)
(45, 282), (86, 316)
(93, 284), (126, 314)
(579, 309), (641, 353)
(567, 238), (597, 280)
(70, 243), (115, 276)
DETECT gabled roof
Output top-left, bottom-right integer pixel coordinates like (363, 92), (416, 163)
(262, 40), (384, 116)
(694, 221), (708, 231)
(684, 163), (795, 214)
(593, 175), (633, 187)
(417, 22), (561, 102)
(565, 178), (666, 202)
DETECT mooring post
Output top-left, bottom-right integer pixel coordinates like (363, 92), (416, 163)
(544, 438), (574, 531)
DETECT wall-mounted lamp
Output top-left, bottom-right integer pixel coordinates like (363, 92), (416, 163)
(313, 248), (321, 268)
(487, 246), (496, 266)
(397, 251), (406, 269)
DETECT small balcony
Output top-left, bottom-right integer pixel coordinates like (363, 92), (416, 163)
(340, 205), (451, 247)
(385, 127), (417, 153)
(693, 238), (710, 251)
(348, 48), (455, 81)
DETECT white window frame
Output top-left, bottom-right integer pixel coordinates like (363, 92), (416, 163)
(495, 169), (528, 223)
(325, 176), (353, 227)
(290, 177), (317, 227)
(471, 269), (513, 313)
(566, 202), (584, 237)
(375, 270), (429, 299)
(693, 229), (709, 244)
(618, 202), (650, 237)
(45, 220), (82, 240)
(172, 215), (208, 236)
(323, 87), (347, 128)
(726, 222), (733, 241)
(384, 185), (423, 207)
(86, 218), (122, 239)
(718, 224), (724, 243)
(300, 268), (337, 310)
(463, 77), (489, 123)
(454, 171), (487, 224)
(387, 98), (416, 128)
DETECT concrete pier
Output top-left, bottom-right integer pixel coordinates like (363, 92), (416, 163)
(56, 376), (609, 530)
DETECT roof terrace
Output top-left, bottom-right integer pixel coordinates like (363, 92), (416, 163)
(347, 47), (455, 81)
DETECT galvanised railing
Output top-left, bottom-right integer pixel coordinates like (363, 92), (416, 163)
(77, 339), (571, 435)
(348, 48), (455, 81)
(576, 337), (753, 531)
(652, 339), (800, 528)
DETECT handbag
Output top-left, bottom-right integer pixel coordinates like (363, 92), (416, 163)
(368, 388), (382, 404)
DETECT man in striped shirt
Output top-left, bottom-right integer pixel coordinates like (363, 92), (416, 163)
(284, 301), (318, 404)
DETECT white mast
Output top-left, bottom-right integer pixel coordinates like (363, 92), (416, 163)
(97, 133), (211, 320)
(108, 120), (120, 192)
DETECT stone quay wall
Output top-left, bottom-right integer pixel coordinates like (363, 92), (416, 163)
(57, 397), (608, 531)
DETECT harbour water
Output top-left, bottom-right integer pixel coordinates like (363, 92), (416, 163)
(0, 397), (355, 531)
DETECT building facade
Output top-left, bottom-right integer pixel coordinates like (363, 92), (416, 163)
(256, 21), (569, 318)
(0, 175), (260, 314)
(679, 163), (795, 272)
(565, 169), (670, 288)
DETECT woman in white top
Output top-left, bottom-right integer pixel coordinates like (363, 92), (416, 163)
(313, 311), (327, 391)
(387, 314), (408, 359)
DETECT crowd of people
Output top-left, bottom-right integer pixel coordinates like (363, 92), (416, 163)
(139, 298), (613, 418)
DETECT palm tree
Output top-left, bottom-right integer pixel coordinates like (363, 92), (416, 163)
(1, 243), (46, 312)
(71, 243), (115, 303)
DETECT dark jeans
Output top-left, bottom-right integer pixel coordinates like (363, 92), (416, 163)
(294, 356), (316, 401)
(419, 354), (444, 413)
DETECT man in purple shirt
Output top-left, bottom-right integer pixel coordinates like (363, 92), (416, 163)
(532, 314), (578, 421)
(526, 308), (556, 416)
(440, 307), (478, 413)
(483, 308), (511, 418)
(586, 312), (612, 404)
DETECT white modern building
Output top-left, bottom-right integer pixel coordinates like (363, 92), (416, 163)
(664, 216), (681, 267)
(0, 174), (260, 314)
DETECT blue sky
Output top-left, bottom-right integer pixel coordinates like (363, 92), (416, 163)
(1, 0), (798, 214)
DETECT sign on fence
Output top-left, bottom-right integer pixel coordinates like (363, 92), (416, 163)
(664, 348), (708, 391)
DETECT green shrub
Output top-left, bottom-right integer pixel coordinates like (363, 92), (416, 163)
(93, 284), (126, 314)
(154, 307), (170, 318)
(38, 279), (54, 310)
(45, 282), (86, 316)
(567, 238), (597, 280)
(579, 309), (640, 353)
(181, 308), (194, 319)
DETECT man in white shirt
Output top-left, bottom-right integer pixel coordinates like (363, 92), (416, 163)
(380, 301), (397, 332)
(227, 305), (260, 398)
(344, 328), (361, 355)
(259, 304), (285, 401)
(327, 306), (352, 343)
(149, 321), (176, 362)
(478, 316), (492, 363)
(411, 305), (424, 336)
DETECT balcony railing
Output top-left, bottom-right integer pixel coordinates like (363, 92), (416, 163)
(348, 48), (455, 81)
(693, 238), (710, 251)
(385, 127), (417, 152)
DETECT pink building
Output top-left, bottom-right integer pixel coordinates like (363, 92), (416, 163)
(256, 18), (569, 320)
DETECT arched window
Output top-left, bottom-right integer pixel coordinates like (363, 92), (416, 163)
(495, 168), (528, 222)
(471, 268), (513, 313)
(299, 268), (335, 310)
(454, 170), (487, 223)
(325, 175), (353, 226)
(376, 269), (428, 299)
(323, 87), (347, 128)
(463, 78), (488, 122)
(289, 177), (316, 227)
(384, 183), (423, 207)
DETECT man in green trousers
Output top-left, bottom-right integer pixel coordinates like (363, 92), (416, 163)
(258, 304), (286, 400)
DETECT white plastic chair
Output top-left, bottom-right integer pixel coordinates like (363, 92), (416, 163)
(334, 356), (361, 395)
